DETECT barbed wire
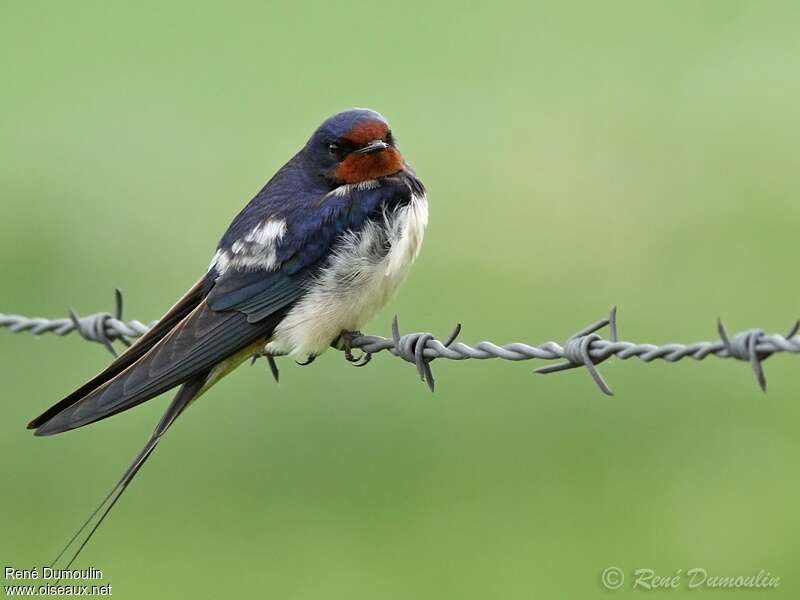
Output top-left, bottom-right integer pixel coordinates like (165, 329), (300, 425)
(2, 290), (799, 395)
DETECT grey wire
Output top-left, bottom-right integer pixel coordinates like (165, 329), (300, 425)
(2, 296), (799, 394)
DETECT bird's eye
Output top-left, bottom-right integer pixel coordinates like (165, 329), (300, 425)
(385, 131), (395, 146)
(328, 140), (354, 160)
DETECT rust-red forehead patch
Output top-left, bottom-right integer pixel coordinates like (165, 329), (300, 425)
(343, 120), (389, 145)
(335, 147), (404, 184)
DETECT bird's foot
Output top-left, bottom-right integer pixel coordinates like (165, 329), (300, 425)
(296, 354), (317, 367)
(335, 330), (372, 367)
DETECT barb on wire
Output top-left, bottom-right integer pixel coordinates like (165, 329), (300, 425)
(534, 306), (618, 395)
(67, 288), (132, 357)
(389, 315), (463, 392)
(716, 318), (800, 393)
(2, 291), (800, 394)
(250, 353), (281, 383)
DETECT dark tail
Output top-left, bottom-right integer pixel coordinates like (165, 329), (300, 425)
(48, 372), (208, 574)
(27, 277), (207, 431)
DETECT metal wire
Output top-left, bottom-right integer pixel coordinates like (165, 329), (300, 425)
(2, 291), (799, 395)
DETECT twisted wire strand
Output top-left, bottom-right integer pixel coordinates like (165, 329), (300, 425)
(2, 293), (798, 395)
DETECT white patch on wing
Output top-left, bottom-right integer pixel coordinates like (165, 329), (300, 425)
(208, 249), (230, 273)
(244, 219), (288, 245)
(230, 219), (287, 271)
(208, 219), (287, 274)
(266, 192), (428, 358)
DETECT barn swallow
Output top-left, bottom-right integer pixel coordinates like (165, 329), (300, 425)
(29, 108), (428, 568)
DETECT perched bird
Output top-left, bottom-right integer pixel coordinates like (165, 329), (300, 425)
(29, 108), (428, 567)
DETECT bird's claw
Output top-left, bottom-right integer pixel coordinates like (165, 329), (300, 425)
(336, 330), (372, 367)
(351, 352), (372, 367)
(296, 354), (317, 367)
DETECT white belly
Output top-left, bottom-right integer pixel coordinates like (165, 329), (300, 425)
(265, 193), (428, 358)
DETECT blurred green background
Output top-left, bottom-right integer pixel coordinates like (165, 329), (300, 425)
(2, 1), (799, 598)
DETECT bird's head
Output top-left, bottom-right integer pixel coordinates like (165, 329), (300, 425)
(306, 109), (405, 185)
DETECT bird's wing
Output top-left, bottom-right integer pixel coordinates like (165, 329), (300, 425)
(27, 276), (207, 430)
(29, 180), (413, 435)
(205, 174), (413, 319)
(31, 301), (287, 435)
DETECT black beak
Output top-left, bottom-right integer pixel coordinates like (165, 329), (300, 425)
(355, 139), (389, 154)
